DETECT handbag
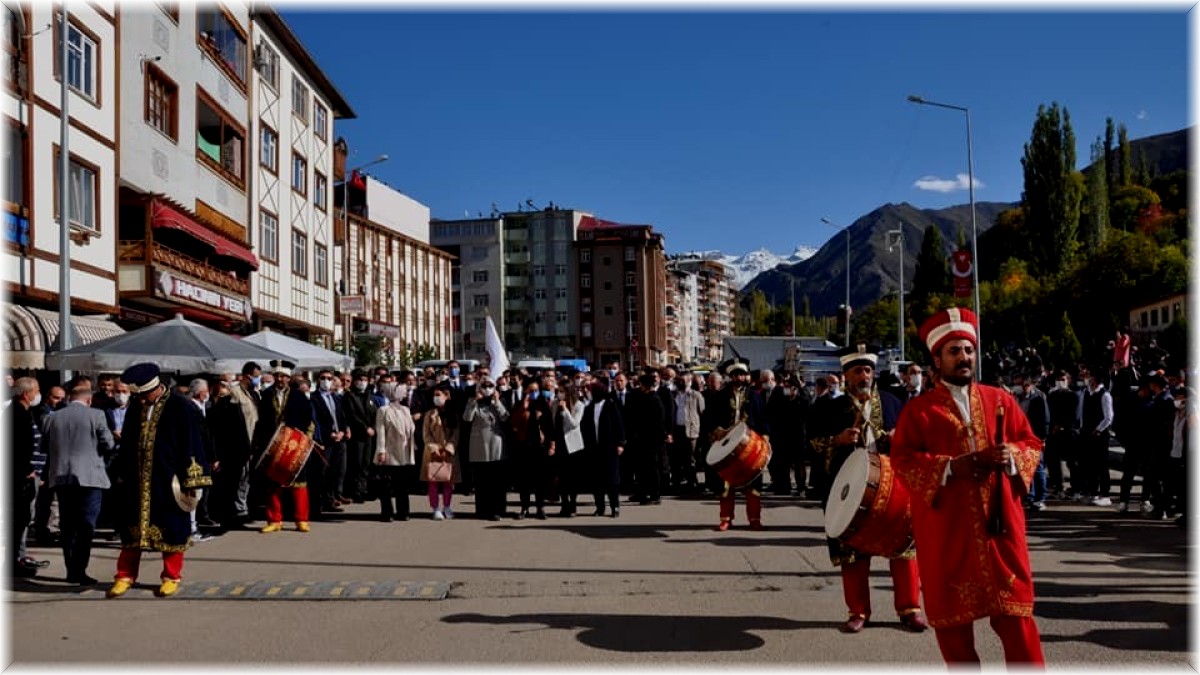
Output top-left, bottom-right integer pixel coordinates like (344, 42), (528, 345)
(428, 459), (453, 482)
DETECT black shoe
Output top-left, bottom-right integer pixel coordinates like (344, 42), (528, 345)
(517, 510), (527, 520)
(20, 557), (49, 569)
(67, 574), (99, 586)
(650, 498), (662, 505)
(592, 509), (605, 517)
(197, 518), (219, 528)
(536, 510), (547, 520)
(610, 508), (620, 518)
(380, 515), (394, 522)
(13, 563), (37, 578)
(488, 514), (502, 522)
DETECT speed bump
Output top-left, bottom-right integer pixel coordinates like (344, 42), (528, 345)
(7, 580), (451, 601)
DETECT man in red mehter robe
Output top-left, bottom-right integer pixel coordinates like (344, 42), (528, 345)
(890, 307), (1045, 666)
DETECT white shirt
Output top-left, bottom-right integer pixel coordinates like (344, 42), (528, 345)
(674, 391), (688, 426)
(1085, 385), (1115, 433)
(592, 399), (606, 440)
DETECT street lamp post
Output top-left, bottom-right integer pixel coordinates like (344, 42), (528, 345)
(822, 217), (851, 346)
(907, 94), (981, 378)
(338, 154), (389, 357)
(56, 5), (75, 382)
(887, 229), (904, 359)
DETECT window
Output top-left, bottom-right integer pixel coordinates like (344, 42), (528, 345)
(473, 318), (486, 331)
(602, 256), (612, 266)
(314, 102), (328, 141)
(625, 246), (636, 262)
(603, 281), (613, 291)
(582, 322), (592, 338)
(1151, 309), (1159, 326)
(55, 17), (98, 103)
(259, 124), (277, 173)
(1141, 311), (1149, 328)
(196, 90), (245, 188)
(533, 265), (545, 277)
(256, 42), (279, 89)
(555, 288), (567, 299)
(472, 270), (488, 283)
(292, 77), (309, 124)
(291, 230), (308, 277)
(534, 289), (546, 300)
(603, 306), (613, 317)
(291, 153), (307, 195)
(580, 249), (591, 263)
(4, 120), (26, 212)
(625, 271), (636, 286)
(53, 149), (98, 233)
(5, 9), (20, 89)
(197, 7), (247, 85)
(555, 264), (567, 276)
(314, 172), (327, 211)
(260, 209), (278, 262)
(315, 243), (328, 287)
(144, 65), (178, 140)
(473, 294), (489, 307)
(581, 298), (592, 313)
(627, 296), (637, 310)
(534, 312), (546, 323)
(581, 273), (591, 289)
(556, 311), (567, 323)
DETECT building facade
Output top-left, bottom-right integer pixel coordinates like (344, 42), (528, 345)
(115, 2), (260, 331)
(333, 144), (452, 363)
(429, 216), (504, 360)
(4, 2), (125, 368)
(575, 216), (667, 370)
(670, 256), (735, 363)
(249, 8), (354, 345)
(665, 263), (700, 365)
(501, 207), (585, 360)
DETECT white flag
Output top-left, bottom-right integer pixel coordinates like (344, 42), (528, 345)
(485, 314), (510, 377)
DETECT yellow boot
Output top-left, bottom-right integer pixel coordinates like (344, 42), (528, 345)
(156, 578), (180, 597)
(296, 521), (310, 533)
(106, 577), (134, 599)
(260, 522), (283, 533)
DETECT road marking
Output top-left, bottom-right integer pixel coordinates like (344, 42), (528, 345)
(266, 586), (284, 596)
(204, 586), (221, 596)
(292, 586), (308, 597)
(330, 586), (345, 597)
(5, 580), (452, 601)
(230, 585), (246, 596)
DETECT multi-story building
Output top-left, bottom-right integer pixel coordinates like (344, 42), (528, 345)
(429, 216), (503, 360)
(333, 141), (453, 363)
(575, 216), (667, 370)
(501, 207), (585, 359)
(3, 3), (126, 369)
(248, 8), (354, 345)
(665, 263), (700, 365)
(671, 256), (735, 363)
(115, 3), (261, 331)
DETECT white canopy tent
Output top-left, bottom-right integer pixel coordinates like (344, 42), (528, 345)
(243, 329), (355, 372)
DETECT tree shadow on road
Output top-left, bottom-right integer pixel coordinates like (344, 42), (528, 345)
(441, 612), (840, 652)
(1036, 596), (1188, 653)
(484, 522), (826, 541)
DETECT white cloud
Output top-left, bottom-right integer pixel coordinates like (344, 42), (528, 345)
(913, 173), (985, 193)
(1137, 110), (1149, 120)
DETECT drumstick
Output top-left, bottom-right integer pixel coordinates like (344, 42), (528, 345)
(987, 406), (1007, 537)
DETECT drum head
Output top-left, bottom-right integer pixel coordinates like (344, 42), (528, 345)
(824, 449), (870, 538)
(705, 421), (747, 466)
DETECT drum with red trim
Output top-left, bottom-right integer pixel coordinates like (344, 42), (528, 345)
(704, 421), (772, 489)
(256, 424), (315, 487)
(824, 449), (913, 558)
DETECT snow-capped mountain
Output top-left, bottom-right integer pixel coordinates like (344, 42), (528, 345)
(677, 246), (818, 290)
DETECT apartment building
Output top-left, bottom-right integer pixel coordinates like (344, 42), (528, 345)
(429, 216), (504, 360)
(665, 263), (700, 365)
(3, 3), (125, 368)
(249, 8), (354, 345)
(670, 256), (735, 363)
(574, 216), (667, 370)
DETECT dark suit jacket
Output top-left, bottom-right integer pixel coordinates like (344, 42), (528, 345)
(582, 399), (626, 488)
(208, 396), (250, 466)
(627, 389), (667, 449)
(313, 390), (348, 446)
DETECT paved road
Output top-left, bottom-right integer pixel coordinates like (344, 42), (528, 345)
(8, 487), (1191, 667)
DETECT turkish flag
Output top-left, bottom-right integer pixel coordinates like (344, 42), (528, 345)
(952, 250), (973, 298)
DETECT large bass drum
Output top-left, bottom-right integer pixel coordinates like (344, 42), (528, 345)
(824, 449), (913, 558)
(705, 421), (772, 489)
(255, 425), (315, 487)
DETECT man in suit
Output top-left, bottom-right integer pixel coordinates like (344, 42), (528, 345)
(628, 374), (668, 505)
(314, 369), (350, 514)
(341, 369), (377, 504)
(41, 384), (115, 585)
(583, 375), (627, 517)
(760, 370), (794, 496)
(8, 377), (44, 578)
(227, 362), (261, 525)
(670, 371), (706, 494)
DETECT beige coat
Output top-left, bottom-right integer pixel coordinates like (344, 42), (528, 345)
(228, 383), (259, 443)
(420, 406), (461, 483)
(375, 403), (416, 467)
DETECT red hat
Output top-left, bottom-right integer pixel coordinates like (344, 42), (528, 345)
(919, 307), (978, 355)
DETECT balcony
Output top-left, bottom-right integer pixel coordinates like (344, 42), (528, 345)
(120, 240), (250, 296)
(505, 298), (529, 312)
(506, 252), (531, 265)
(505, 275), (526, 287)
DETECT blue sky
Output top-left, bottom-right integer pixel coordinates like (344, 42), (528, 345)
(282, 10), (1189, 255)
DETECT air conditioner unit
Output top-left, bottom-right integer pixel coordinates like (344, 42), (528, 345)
(252, 43), (268, 69)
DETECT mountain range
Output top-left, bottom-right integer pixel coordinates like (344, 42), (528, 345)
(739, 125), (1190, 317)
(677, 246), (820, 290)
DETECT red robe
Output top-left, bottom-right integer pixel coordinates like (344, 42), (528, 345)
(890, 383), (1043, 629)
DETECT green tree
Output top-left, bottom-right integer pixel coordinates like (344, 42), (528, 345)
(1110, 185), (1161, 232)
(1104, 117), (1117, 197)
(1081, 136), (1110, 253)
(1118, 123), (1132, 187)
(1020, 102), (1083, 274)
(353, 335), (385, 367)
(909, 224), (950, 317)
(1057, 311), (1083, 368)
(849, 295), (898, 349)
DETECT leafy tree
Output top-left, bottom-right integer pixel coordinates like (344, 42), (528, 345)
(909, 224), (950, 317)
(1104, 117), (1117, 197)
(1080, 136), (1110, 254)
(1135, 151), (1153, 187)
(801, 294), (811, 319)
(849, 295), (898, 349)
(1021, 102), (1082, 274)
(354, 335), (386, 367)
(1110, 185), (1161, 232)
(1057, 311), (1083, 368)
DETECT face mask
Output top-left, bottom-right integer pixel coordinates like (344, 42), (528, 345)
(433, 396), (446, 408)
(29, 394), (41, 407)
(782, 387), (794, 397)
(115, 393), (130, 406)
(393, 385), (408, 400)
(450, 368), (460, 378)
(250, 376), (262, 388)
(499, 384), (510, 392)
(1176, 400), (1186, 410)
(380, 383), (397, 397)
(763, 382), (775, 392)
(609, 369), (618, 378)
(556, 391), (566, 401)
(302, 390), (311, 399)
(666, 382), (675, 391)
(1056, 380), (1069, 390)
(261, 380), (274, 391)
(481, 386), (495, 396)
(542, 390), (554, 400)
(909, 374), (923, 389)
(829, 385), (840, 396)
(574, 379), (584, 387)
(355, 382), (368, 392)
(465, 379), (475, 388)
(437, 375), (449, 384)
(319, 379), (333, 392)
(1011, 385), (1024, 395)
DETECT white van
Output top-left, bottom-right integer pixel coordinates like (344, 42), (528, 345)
(412, 359), (482, 374)
(515, 358), (556, 375)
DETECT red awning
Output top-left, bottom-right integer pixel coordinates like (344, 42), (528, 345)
(151, 201), (259, 270)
